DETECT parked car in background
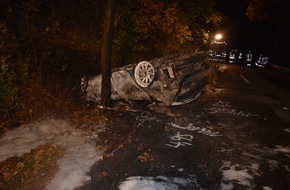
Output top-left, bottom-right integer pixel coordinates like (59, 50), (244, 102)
(209, 41), (227, 62)
(82, 52), (210, 106)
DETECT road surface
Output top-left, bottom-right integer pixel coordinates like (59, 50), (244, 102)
(79, 63), (290, 190)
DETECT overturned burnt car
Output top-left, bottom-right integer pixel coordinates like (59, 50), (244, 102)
(82, 52), (210, 106)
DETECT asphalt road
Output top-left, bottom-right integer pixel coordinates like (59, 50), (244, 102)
(79, 63), (290, 190)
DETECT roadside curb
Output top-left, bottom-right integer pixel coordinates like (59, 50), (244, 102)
(271, 65), (290, 74)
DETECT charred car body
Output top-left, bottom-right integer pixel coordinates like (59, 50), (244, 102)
(82, 52), (210, 106)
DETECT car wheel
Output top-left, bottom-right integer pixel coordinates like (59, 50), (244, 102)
(81, 75), (88, 92)
(134, 61), (155, 87)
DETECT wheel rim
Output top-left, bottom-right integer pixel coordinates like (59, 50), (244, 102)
(81, 76), (88, 91)
(134, 61), (155, 87)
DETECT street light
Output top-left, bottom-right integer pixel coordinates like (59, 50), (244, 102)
(215, 33), (223, 41)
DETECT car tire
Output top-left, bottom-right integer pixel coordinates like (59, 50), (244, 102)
(134, 61), (155, 87)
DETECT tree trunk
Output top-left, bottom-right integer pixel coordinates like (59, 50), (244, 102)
(101, 0), (117, 107)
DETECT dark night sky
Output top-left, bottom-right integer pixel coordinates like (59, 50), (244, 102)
(215, 0), (277, 55)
